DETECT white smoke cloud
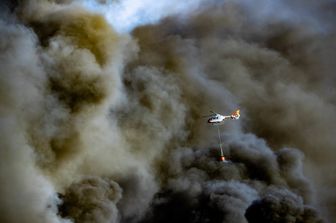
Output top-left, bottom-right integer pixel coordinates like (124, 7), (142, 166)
(0, 19), (71, 223)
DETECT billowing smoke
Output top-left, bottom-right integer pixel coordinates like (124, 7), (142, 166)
(59, 177), (122, 223)
(0, 0), (335, 223)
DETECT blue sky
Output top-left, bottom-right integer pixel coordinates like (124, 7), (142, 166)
(81, 0), (330, 34)
(81, 0), (204, 33)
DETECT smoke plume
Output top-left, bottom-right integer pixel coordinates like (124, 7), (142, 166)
(0, 0), (335, 222)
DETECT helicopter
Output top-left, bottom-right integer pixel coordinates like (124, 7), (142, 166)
(204, 109), (240, 163)
(206, 109), (240, 125)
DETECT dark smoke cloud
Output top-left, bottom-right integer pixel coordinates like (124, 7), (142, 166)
(245, 187), (323, 223)
(127, 1), (336, 221)
(138, 136), (322, 222)
(59, 177), (122, 223)
(0, 0), (335, 223)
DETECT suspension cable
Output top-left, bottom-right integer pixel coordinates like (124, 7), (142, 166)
(216, 125), (224, 156)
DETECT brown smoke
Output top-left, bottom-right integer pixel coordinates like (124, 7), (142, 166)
(59, 177), (122, 223)
(128, 1), (336, 221)
(0, 0), (335, 223)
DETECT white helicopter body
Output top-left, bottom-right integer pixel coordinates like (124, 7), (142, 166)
(207, 109), (240, 125)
